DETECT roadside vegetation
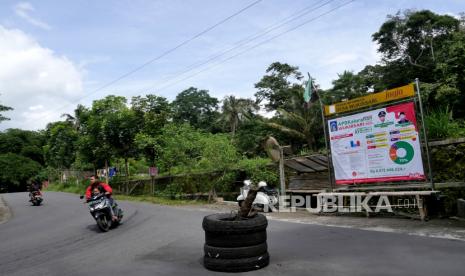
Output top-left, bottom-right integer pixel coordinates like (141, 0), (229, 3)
(1, 10), (464, 196)
(45, 182), (205, 206)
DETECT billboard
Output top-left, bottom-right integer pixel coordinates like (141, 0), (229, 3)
(328, 102), (425, 185)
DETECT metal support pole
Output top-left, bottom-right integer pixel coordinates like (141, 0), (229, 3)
(308, 72), (333, 191)
(318, 96), (334, 192)
(279, 147), (286, 197)
(415, 78), (434, 190)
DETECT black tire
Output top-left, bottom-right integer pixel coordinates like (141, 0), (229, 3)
(204, 242), (267, 259)
(205, 230), (266, 248)
(202, 213), (267, 234)
(96, 216), (110, 232)
(204, 252), (269, 272)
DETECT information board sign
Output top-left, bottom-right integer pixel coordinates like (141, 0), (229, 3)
(328, 102), (425, 184)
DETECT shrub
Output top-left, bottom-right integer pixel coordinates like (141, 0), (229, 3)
(237, 158), (278, 187)
(425, 108), (464, 139)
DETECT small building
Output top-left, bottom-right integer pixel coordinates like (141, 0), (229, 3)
(284, 154), (330, 195)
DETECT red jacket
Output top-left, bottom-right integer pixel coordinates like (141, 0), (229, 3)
(85, 182), (113, 200)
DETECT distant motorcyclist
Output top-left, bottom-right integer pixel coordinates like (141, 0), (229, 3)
(85, 175), (118, 221)
(29, 179), (42, 201)
(30, 181), (42, 192)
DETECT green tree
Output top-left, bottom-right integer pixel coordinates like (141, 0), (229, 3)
(433, 30), (465, 117)
(325, 70), (367, 102)
(43, 121), (78, 170)
(268, 104), (322, 151)
(102, 107), (140, 179)
(234, 118), (273, 157)
(373, 10), (460, 80)
(171, 87), (219, 131)
(254, 62), (303, 111)
(0, 129), (45, 164)
(77, 96), (127, 174)
(61, 104), (89, 131)
(0, 131), (24, 154)
(372, 10), (465, 117)
(131, 95), (171, 165)
(157, 123), (204, 174)
(81, 95), (140, 180)
(0, 153), (42, 192)
(255, 64), (322, 150)
(196, 132), (239, 201)
(0, 101), (13, 123)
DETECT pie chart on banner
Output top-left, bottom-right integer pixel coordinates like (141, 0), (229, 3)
(389, 141), (414, 165)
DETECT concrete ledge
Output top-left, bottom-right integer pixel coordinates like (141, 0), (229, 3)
(428, 137), (465, 147)
(0, 195), (12, 224)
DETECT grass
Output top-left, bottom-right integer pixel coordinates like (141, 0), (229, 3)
(45, 183), (207, 206)
(114, 195), (206, 206)
(425, 108), (464, 139)
(46, 183), (83, 194)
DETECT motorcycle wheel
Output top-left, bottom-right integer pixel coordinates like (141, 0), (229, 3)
(96, 216), (111, 232)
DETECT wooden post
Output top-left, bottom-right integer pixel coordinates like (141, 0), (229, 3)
(151, 176), (155, 196)
(416, 194), (427, 221)
(104, 160), (109, 185)
(279, 147), (286, 197)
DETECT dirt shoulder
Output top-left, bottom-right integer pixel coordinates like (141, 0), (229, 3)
(178, 201), (465, 241)
(0, 195), (12, 224)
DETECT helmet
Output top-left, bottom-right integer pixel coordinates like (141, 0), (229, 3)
(258, 181), (267, 188)
(243, 179), (252, 186)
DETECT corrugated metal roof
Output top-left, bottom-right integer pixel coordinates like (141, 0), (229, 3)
(284, 154), (329, 173)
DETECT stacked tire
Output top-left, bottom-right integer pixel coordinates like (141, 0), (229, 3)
(202, 213), (269, 272)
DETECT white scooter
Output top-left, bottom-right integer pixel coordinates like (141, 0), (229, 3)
(237, 180), (279, 212)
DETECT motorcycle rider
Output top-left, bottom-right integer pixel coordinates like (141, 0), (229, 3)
(85, 175), (118, 221)
(29, 178), (42, 201)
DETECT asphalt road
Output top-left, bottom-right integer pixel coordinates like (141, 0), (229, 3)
(1, 192), (464, 276)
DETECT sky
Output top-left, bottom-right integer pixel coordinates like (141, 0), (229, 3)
(0, 0), (464, 130)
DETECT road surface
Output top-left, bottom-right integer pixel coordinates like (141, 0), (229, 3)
(1, 192), (464, 275)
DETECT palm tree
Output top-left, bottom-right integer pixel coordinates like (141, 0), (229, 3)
(267, 89), (321, 150)
(61, 104), (88, 131)
(219, 95), (258, 137)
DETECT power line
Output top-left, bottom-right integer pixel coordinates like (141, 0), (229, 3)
(153, 0), (355, 94)
(39, 0), (355, 126)
(43, 0), (262, 117)
(153, 0), (334, 86)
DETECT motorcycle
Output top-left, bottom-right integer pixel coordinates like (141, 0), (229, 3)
(237, 180), (279, 212)
(80, 193), (123, 232)
(29, 191), (43, 206)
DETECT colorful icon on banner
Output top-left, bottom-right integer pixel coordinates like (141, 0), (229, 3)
(389, 141), (414, 165)
(350, 140), (361, 148)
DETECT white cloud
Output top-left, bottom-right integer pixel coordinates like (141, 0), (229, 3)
(323, 53), (360, 66)
(28, 105), (43, 111)
(0, 25), (84, 130)
(14, 2), (51, 30)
